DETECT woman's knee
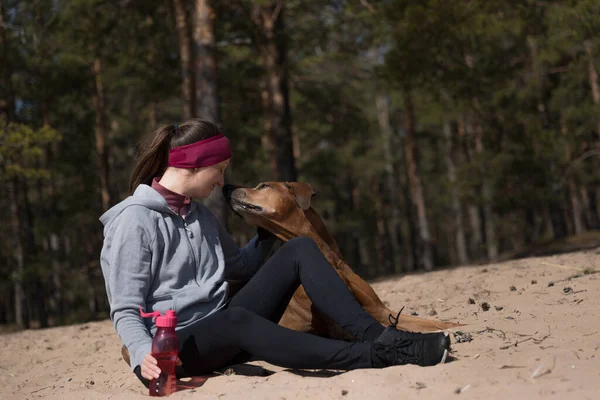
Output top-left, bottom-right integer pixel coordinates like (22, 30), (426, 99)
(284, 236), (319, 253)
(278, 236), (322, 269)
(222, 306), (254, 326)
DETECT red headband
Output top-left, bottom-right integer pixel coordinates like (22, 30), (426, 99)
(168, 134), (232, 169)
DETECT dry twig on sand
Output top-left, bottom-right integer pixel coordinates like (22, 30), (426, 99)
(476, 327), (507, 340)
(30, 385), (53, 394)
(500, 331), (552, 350)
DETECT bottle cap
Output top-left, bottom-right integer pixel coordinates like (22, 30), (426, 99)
(156, 310), (177, 328)
(139, 307), (178, 328)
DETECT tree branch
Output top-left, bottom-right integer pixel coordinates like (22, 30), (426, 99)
(553, 147), (600, 191)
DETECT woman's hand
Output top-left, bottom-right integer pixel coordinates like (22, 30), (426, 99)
(255, 227), (275, 247)
(140, 353), (183, 380)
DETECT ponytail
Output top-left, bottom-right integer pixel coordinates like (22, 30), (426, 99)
(129, 125), (177, 194)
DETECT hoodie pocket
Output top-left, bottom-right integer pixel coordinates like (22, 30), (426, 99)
(146, 294), (174, 314)
(171, 287), (200, 314)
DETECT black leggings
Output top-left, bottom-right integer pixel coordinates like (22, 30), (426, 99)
(137, 236), (385, 383)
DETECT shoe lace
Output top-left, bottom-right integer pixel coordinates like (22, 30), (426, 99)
(388, 306), (405, 329)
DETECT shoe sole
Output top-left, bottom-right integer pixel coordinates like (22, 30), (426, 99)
(440, 349), (449, 364)
(440, 333), (450, 364)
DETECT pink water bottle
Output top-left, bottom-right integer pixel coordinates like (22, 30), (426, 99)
(139, 307), (179, 397)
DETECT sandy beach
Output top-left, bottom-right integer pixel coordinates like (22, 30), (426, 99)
(2, 248), (599, 400)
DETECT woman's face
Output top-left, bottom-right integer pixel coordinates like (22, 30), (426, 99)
(186, 159), (230, 198)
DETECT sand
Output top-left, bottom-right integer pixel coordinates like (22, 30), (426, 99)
(1, 249), (599, 400)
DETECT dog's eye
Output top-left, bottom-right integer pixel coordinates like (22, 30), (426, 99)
(257, 183), (270, 190)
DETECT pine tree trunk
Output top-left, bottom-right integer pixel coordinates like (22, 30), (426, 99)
(9, 179), (29, 329)
(528, 37), (570, 239)
(585, 41), (600, 138)
(33, 279), (48, 328)
(194, 0), (218, 121)
(145, 26), (160, 132)
(443, 122), (468, 265)
(291, 124), (301, 162)
(549, 201), (568, 239)
(524, 207), (538, 245)
(46, 153), (63, 325)
(0, 0), (15, 121)
(584, 41), (600, 229)
(30, 175), (51, 329)
(83, 234), (99, 320)
(474, 123), (498, 260)
(193, 0), (228, 226)
(0, 296), (6, 324)
(20, 180), (47, 328)
(467, 205), (483, 257)
(1, 26), (18, 337)
(579, 186), (591, 229)
(41, 102), (63, 325)
(350, 181), (371, 274)
(373, 180), (393, 276)
(253, 2), (297, 182)
(463, 52), (497, 260)
(392, 144), (417, 270)
(0, 2), (23, 326)
(173, 0), (195, 120)
(375, 93), (402, 270)
(567, 178), (584, 234)
(62, 235), (73, 315)
(392, 133), (412, 271)
(344, 179), (360, 271)
(403, 176), (418, 270)
(459, 117), (483, 259)
(50, 233), (63, 324)
(403, 89), (433, 270)
(585, 190), (600, 230)
(561, 116), (585, 234)
(260, 77), (278, 178)
(92, 57), (111, 212)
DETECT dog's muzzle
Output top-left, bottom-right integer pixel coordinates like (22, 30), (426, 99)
(222, 184), (240, 201)
(222, 184), (264, 216)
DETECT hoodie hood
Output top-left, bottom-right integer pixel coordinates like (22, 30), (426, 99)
(99, 184), (191, 231)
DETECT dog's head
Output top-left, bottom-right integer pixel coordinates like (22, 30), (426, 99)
(222, 182), (315, 227)
(224, 181), (345, 260)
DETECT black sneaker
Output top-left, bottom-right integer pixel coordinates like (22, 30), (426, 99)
(373, 310), (450, 367)
(382, 307), (450, 349)
(374, 327), (449, 366)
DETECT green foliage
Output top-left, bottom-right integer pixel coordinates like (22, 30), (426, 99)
(0, 120), (61, 180)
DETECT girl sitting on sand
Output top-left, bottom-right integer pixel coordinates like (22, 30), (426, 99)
(99, 119), (450, 385)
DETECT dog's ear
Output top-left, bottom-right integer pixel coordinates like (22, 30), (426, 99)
(289, 182), (315, 210)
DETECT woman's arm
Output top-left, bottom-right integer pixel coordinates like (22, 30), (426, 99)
(216, 221), (277, 280)
(100, 208), (156, 372)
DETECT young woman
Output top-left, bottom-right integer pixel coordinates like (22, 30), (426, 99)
(99, 119), (450, 385)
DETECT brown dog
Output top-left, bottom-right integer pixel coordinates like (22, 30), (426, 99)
(223, 182), (460, 338)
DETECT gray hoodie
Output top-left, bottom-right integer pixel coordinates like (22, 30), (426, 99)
(99, 184), (274, 371)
